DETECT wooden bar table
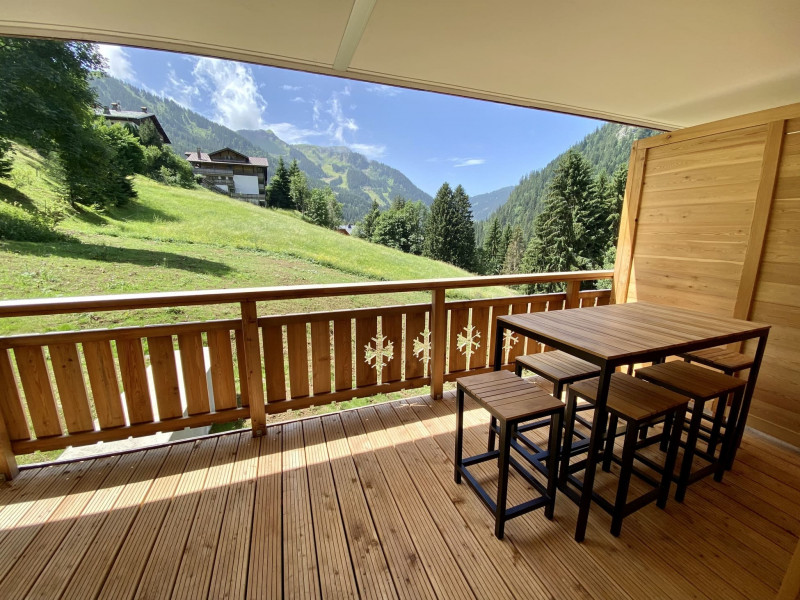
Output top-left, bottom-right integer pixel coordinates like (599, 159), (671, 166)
(493, 301), (770, 542)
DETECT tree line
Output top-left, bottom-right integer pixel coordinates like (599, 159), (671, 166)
(350, 149), (626, 283)
(0, 38), (195, 209)
(265, 156), (344, 230)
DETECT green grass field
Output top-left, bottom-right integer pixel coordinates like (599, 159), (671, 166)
(0, 145), (514, 335)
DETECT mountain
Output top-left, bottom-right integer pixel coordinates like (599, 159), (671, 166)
(92, 76), (432, 221)
(486, 123), (659, 238)
(238, 130), (432, 220)
(469, 186), (514, 221)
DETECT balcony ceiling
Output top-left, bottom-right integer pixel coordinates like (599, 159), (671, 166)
(1, 0), (798, 130)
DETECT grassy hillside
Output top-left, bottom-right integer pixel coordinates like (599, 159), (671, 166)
(0, 145), (510, 336)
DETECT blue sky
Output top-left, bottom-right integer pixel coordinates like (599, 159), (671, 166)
(99, 44), (603, 197)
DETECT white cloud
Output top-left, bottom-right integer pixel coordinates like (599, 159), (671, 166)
(291, 96), (306, 103)
(282, 84), (301, 91)
(161, 68), (199, 109)
(264, 122), (326, 144)
(349, 143), (386, 159)
(453, 158), (485, 167)
(98, 44), (136, 83)
(365, 84), (401, 97)
(192, 57), (266, 130)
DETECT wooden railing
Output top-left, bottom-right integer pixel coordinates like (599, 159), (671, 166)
(0, 271), (612, 477)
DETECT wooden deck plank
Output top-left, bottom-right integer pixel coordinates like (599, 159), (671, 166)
(134, 437), (218, 600)
(302, 418), (359, 599)
(354, 406), (481, 600)
(208, 434), (260, 600)
(96, 442), (194, 600)
(0, 390), (794, 600)
(367, 403), (522, 600)
(27, 448), (166, 599)
(0, 461), (94, 580)
(172, 434), (241, 600)
(337, 410), (437, 600)
(247, 427), (281, 600)
(320, 414), (398, 600)
(282, 420), (321, 600)
(0, 457), (117, 598)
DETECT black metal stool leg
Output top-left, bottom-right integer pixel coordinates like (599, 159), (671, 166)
(676, 401), (704, 502)
(545, 410), (562, 520)
(454, 387), (464, 484)
(488, 416), (497, 452)
(495, 421), (512, 539)
(707, 394), (727, 458)
(659, 406), (686, 508)
(603, 414), (618, 472)
(720, 388), (744, 475)
(660, 412), (674, 452)
(560, 389), (578, 487)
(611, 423), (639, 537)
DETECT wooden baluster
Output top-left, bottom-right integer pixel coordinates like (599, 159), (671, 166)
(310, 320), (332, 395)
(565, 280), (582, 309)
(177, 332), (210, 415)
(117, 338), (154, 424)
(241, 301), (266, 435)
(0, 348), (31, 441)
(234, 329), (250, 406)
(404, 310), (427, 380)
(262, 324), (286, 402)
(147, 335), (183, 420)
(355, 317), (378, 387)
(489, 303), (510, 366)
(333, 319), (352, 391)
(448, 308), (469, 373)
(430, 289), (447, 399)
(286, 323), (310, 398)
(49, 343), (94, 433)
(83, 340), (125, 429)
(382, 314), (403, 384)
(15, 346), (63, 437)
(207, 329), (237, 410)
(469, 307), (490, 370)
(0, 407), (17, 479)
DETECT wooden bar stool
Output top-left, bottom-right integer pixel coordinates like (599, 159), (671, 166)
(513, 351), (600, 446)
(455, 370), (564, 539)
(635, 361), (746, 501)
(561, 373), (688, 537)
(680, 346), (753, 465)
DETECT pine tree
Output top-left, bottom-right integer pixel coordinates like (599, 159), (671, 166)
(356, 199), (380, 239)
(372, 197), (427, 254)
(482, 218), (504, 274)
(452, 185), (476, 270)
(501, 226), (526, 274)
(0, 139), (13, 179)
(287, 159), (310, 212)
(606, 164), (628, 241)
(424, 182), (455, 263)
(501, 225), (512, 259)
(267, 157), (293, 209)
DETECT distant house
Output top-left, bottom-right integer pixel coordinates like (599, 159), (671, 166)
(95, 103), (171, 144)
(185, 147), (269, 205)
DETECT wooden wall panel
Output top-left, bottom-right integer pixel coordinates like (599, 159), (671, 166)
(615, 104), (800, 447)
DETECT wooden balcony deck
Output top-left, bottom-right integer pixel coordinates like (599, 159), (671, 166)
(0, 390), (796, 600)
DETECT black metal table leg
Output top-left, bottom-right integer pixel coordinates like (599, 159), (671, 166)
(454, 387), (464, 484)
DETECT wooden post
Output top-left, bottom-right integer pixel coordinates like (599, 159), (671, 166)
(565, 280), (582, 309)
(430, 289), (447, 400)
(0, 409), (18, 480)
(241, 301), (266, 436)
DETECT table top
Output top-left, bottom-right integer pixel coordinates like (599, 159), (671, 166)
(499, 301), (770, 364)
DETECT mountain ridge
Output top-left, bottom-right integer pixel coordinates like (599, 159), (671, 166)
(91, 76), (432, 221)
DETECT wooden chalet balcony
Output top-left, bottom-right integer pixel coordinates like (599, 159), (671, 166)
(0, 272), (796, 599)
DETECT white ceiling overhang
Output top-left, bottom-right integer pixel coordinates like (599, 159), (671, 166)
(1, 0), (798, 130)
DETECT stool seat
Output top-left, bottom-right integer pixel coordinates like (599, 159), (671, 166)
(516, 351), (601, 386)
(570, 373), (688, 423)
(636, 361), (746, 400)
(679, 347), (754, 373)
(457, 370), (563, 423)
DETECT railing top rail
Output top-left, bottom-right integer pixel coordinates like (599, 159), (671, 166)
(0, 270), (613, 318)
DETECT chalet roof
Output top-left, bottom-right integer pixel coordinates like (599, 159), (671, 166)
(185, 149), (269, 167)
(95, 107), (171, 144)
